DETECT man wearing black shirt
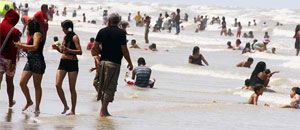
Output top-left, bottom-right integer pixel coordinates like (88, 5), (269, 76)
(92, 13), (133, 117)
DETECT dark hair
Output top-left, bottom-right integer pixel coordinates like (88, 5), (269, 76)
(25, 3), (28, 8)
(254, 84), (263, 94)
(138, 57), (146, 65)
(149, 43), (157, 50)
(245, 42), (251, 49)
(28, 19), (41, 36)
(294, 25), (300, 37)
(54, 36), (59, 42)
(250, 61), (266, 82)
(245, 79), (250, 86)
(108, 13), (121, 25)
(90, 37), (95, 42)
(41, 4), (48, 11)
(131, 39), (136, 44)
(61, 20), (76, 46)
(253, 39), (258, 43)
(227, 41), (231, 46)
(265, 69), (271, 74)
(176, 8), (180, 13)
(247, 57), (254, 62)
(236, 39), (241, 44)
(292, 87), (300, 95)
(193, 46), (200, 55)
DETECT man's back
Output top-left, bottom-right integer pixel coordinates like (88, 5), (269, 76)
(135, 66), (151, 87)
(96, 26), (127, 64)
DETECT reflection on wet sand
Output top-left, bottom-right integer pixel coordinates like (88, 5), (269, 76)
(96, 117), (116, 130)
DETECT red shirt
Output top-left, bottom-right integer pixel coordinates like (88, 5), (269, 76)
(34, 11), (49, 37)
(0, 9), (20, 64)
(87, 42), (93, 50)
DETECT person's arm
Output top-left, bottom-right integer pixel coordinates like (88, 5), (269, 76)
(290, 95), (300, 106)
(188, 56), (192, 63)
(52, 41), (63, 53)
(201, 55), (209, 66)
(253, 94), (258, 105)
(91, 41), (101, 67)
(260, 73), (270, 87)
(132, 69), (136, 80)
(121, 45), (133, 70)
(236, 62), (243, 67)
(15, 32), (41, 51)
(64, 35), (82, 55)
(269, 71), (280, 77)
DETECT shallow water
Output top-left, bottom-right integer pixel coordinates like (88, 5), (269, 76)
(1, 0), (300, 129)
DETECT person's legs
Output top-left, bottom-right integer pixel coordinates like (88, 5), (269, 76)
(32, 73), (43, 114)
(55, 70), (69, 114)
(20, 71), (33, 111)
(145, 31), (149, 43)
(175, 24), (180, 34)
(0, 72), (3, 90)
(6, 75), (15, 107)
(296, 48), (300, 56)
(67, 71), (78, 115)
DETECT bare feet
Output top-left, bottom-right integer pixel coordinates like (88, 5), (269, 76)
(100, 110), (111, 117)
(22, 101), (33, 111)
(9, 100), (16, 108)
(34, 110), (40, 117)
(66, 111), (75, 116)
(61, 106), (70, 114)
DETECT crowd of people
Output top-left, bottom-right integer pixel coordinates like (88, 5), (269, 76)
(0, 2), (299, 119)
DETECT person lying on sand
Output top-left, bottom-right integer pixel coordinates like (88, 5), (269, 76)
(236, 58), (253, 68)
(265, 87), (300, 109)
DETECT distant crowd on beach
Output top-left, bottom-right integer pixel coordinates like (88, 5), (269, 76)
(0, 1), (299, 119)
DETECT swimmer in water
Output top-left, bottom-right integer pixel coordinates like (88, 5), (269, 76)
(265, 87), (300, 109)
(227, 28), (234, 36)
(233, 39), (242, 50)
(242, 79), (251, 90)
(227, 41), (233, 49)
(247, 84), (264, 105)
(130, 39), (140, 49)
(189, 46), (209, 66)
(149, 43), (158, 51)
(236, 57), (254, 68)
(242, 43), (252, 54)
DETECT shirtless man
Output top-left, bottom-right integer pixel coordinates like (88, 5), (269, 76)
(236, 58), (254, 68)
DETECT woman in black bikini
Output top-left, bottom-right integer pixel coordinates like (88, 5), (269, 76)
(15, 19), (45, 115)
(52, 20), (82, 115)
(249, 61), (269, 88)
(189, 46), (209, 66)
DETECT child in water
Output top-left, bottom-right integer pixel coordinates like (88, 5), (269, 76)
(227, 41), (233, 49)
(130, 39), (140, 49)
(247, 84), (264, 105)
(265, 87), (300, 109)
(242, 79), (251, 89)
(236, 57), (254, 68)
(149, 43), (158, 51)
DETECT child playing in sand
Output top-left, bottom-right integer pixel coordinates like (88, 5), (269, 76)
(265, 87), (300, 109)
(236, 58), (254, 68)
(247, 84), (264, 105)
(130, 39), (140, 49)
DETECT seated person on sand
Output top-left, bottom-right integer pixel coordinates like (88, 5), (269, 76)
(149, 43), (158, 51)
(242, 43), (252, 54)
(227, 41), (233, 49)
(125, 57), (156, 88)
(236, 57), (254, 68)
(227, 28), (234, 36)
(130, 39), (140, 49)
(247, 84), (264, 105)
(233, 39), (242, 50)
(265, 87), (300, 109)
(189, 46), (209, 66)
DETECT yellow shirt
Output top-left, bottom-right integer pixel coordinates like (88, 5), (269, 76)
(134, 14), (142, 23)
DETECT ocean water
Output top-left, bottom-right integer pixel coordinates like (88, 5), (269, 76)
(1, 0), (300, 129)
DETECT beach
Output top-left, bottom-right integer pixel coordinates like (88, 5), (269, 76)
(1, 0), (300, 129)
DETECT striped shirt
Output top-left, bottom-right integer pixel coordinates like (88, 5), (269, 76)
(134, 66), (152, 87)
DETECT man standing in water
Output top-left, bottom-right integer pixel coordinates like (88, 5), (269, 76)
(92, 13), (133, 117)
(33, 4), (48, 39)
(175, 8), (181, 35)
